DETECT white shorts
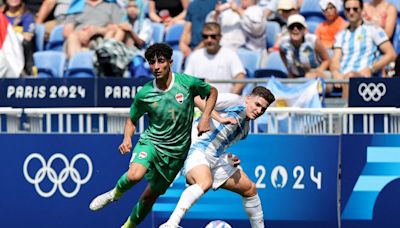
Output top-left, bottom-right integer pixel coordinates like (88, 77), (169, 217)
(183, 150), (238, 190)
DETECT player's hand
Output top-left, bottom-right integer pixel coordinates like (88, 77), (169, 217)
(197, 117), (211, 136)
(228, 153), (240, 167)
(219, 117), (237, 125)
(119, 137), (132, 154)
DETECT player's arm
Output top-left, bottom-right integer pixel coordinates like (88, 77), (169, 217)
(197, 86), (218, 136)
(119, 118), (137, 154)
(194, 96), (237, 124)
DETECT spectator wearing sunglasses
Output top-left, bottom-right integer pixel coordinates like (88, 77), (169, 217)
(330, 0), (396, 98)
(280, 14), (330, 79)
(315, 0), (348, 50)
(184, 22), (246, 94)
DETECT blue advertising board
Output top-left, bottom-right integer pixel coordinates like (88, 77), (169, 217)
(341, 135), (400, 228)
(349, 78), (400, 107)
(0, 78), (95, 107)
(0, 134), (151, 228)
(154, 135), (340, 228)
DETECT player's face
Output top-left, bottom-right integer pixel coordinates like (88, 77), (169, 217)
(245, 95), (269, 120)
(148, 55), (172, 80)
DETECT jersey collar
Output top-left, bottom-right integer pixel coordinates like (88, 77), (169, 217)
(153, 72), (175, 92)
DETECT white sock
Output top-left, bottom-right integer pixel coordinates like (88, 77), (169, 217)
(242, 194), (265, 228)
(167, 184), (204, 225)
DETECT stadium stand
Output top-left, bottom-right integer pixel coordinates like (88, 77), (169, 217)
(33, 51), (67, 78)
(66, 51), (96, 78)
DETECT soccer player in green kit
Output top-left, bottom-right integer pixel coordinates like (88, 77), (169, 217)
(89, 43), (218, 228)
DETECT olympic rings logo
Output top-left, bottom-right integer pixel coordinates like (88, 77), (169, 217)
(358, 82), (386, 102)
(23, 153), (93, 198)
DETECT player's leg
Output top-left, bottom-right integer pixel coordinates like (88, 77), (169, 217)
(89, 141), (155, 211)
(89, 162), (147, 211)
(121, 184), (162, 228)
(221, 169), (264, 228)
(160, 151), (213, 227)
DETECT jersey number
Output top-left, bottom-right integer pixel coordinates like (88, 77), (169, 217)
(168, 109), (176, 121)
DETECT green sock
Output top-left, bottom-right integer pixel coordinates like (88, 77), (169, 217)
(115, 172), (135, 198)
(129, 200), (153, 226)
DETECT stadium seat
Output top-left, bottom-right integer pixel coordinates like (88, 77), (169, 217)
(66, 51), (96, 77)
(165, 23), (184, 49)
(257, 51), (288, 77)
(34, 24), (45, 51)
(46, 24), (65, 51)
(266, 21), (280, 48)
(300, 0), (325, 22)
(172, 50), (184, 73)
(33, 51), (67, 78)
(237, 48), (261, 78)
(306, 20), (320, 34)
(151, 22), (165, 44)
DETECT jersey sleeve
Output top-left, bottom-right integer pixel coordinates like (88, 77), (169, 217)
(188, 74), (211, 99)
(371, 26), (389, 46)
(333, 30), (345, 49)
(129, 93), (146, 123)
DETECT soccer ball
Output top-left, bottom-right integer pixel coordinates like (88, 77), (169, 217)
(204, 220), (232, 228)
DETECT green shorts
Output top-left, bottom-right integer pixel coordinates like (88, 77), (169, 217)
(130, 139), (185, 194)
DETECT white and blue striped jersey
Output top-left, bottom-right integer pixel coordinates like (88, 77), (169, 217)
(280, 33), (321, 77)
(190, 93), (249, 158)
(333, 22), (388, 74)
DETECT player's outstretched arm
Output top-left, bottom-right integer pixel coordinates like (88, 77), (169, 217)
(118, 118), (137, 154)
(194, 96), (237, 125)
(197, 87), (218, 136)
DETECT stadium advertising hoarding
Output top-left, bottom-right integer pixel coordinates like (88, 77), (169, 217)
(154, 135), (340, 228)
(341, 134), (400, 228)
(0, 134), (151, 228)
(349, 77), (400, 107)
(0, 78), (150, 108)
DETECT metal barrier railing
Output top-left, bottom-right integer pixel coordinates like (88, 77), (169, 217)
(21, 107), (400, 134)
(0, 107), (23, 133)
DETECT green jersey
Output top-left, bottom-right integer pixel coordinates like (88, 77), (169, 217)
(130, 73), (211, 159)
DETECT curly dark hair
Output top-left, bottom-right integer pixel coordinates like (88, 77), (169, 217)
(145, 43), (173, 62)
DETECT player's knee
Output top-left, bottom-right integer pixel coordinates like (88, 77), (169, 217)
(242, 182), (257, 197)
(197, 181), (212, 192)
(127, 169), (143, 183)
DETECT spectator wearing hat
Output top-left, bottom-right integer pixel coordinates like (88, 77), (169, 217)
(315, 0), (348, 50)
(206, 0), (266, 51)
(269, 0), (298, 52)
(259, 0), (302, 19)
(330, 0), (396, 98)
(280, 14), (330, 78)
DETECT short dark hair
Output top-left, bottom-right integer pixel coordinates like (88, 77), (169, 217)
(145, 43), (173, 62)
(343, 0), (363, 9)
(203, 22), (221, 33)
(250, 86), (275, 105)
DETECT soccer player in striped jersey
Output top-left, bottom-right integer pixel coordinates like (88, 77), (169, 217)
(89, 43), (218, 228)
(160, 86), (275, 228)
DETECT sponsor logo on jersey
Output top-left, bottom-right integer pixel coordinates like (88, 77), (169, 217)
(175, 93), (184, 104)
(139, 151), (147, 159)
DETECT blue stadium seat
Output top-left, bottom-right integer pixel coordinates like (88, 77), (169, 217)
(300, 0), (325, 22)
(33, 51), (67, 78)
(237, 48), (261, 78)
(34, 24), (45, 51)
(151, 22), (165, 44)
(306, 20), (320, 34)
(253, 51), (288, 78)
(46, 24), (64, 51)
(172, 50), (184, 73)
(66, 51), (95, 77)
(165, 23), (184, 49)
(266, 21), (280, 48)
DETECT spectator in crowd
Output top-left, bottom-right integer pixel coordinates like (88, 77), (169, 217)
(185, 22), (246, 94)
(179, 0), (219, 58)
(363, 0), (397, 40)
(2, 0), (35, 76)
(63, 0), (123, 59)
(259, 0), (302, 19)
(36, 0), (72, 41)
(148, 0), (188, 31)
(206, 0), (266, 51)
(315, 0), (348, 50)
(330, 0), (396, 98)
(269, 0), (297, 52)
(105, 0), (152, 51)
(280, 14), (330, 79)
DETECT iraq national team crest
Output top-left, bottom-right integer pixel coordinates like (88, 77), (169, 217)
(175, 93), (184, 104)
